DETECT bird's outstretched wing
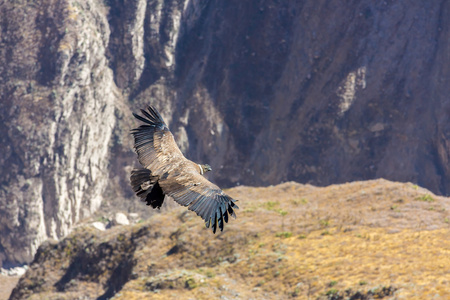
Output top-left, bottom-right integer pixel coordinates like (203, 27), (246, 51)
(131, 105), (239, 233)
(159, 168), (239, 233)
(131, 105), (184, 174)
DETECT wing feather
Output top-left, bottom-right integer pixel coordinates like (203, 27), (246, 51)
(131, 106), (184, 172)
(159, 167), (239, 233)
(223, 210), (229, 223)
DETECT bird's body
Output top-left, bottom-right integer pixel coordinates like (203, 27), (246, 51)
(130, 105), (238, 233)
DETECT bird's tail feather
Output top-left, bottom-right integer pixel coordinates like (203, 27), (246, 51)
(130, 168), (165, 209)
(130, 168), (153, 195)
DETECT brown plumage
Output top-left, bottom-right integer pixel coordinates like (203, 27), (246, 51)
(130, 105), (239, 233)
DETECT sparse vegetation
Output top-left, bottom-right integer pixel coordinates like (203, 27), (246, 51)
(97, 216), (110, 223)
(9, 180), (450, 300)
(185, 277), (197, 290)
(275, 232), (292, 238)
(326, 288), (338, 296)
(205, 270), (215, 278)
(328, 280), (338, 287)
(319, 219), (330, 227)
(277, 209), (288, 216)
(292, 198), (308, 205)
(243, 207), (255, 213)
(265, 201), (279, 210)
(416, 194), (435, 202)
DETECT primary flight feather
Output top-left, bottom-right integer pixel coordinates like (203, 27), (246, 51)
(130, 105), (238, 233)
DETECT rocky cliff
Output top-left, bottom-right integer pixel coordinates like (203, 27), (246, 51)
(1, 0), (450, 267)
(173, 0), (450, 194)
(0, 0), (119, 266)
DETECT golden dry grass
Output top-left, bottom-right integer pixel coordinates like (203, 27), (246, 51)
(10, 179), (450, 299)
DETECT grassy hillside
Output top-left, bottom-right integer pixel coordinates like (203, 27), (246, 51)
(10, 179), (450, 299)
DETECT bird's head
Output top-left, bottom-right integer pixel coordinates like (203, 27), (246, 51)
(202, 164), (212, 173)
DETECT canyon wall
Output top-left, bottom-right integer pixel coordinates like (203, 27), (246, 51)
(0, 0), (118, 265)
(0, 0), (449, 266)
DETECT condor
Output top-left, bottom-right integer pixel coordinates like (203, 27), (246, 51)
(130, 105), (238, 233)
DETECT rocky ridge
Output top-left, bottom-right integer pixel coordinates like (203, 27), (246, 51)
(8, 179), (450, 300)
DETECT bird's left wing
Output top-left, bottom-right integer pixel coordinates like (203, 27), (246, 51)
(131, 105), (185, 175)
(159, 169), (239, 233)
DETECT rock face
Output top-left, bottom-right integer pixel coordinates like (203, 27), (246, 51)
(172, 0), (450, 194)
(0, 0), (117, 266)
(1, 0), (450, 267)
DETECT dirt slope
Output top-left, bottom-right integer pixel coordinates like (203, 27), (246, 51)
(9, 179), (450, 300)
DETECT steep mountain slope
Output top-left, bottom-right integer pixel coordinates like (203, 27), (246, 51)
(173, 1), (450, 193)
(8, 180), (450, 300)
(0, 0), (118, 265)
(1, 0), (450, 268)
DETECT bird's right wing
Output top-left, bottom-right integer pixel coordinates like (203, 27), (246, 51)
(131, 105), (185, 174)
(159, 167), (239, 233)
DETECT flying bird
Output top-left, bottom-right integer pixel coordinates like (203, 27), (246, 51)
(130, 105), (239, 233)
